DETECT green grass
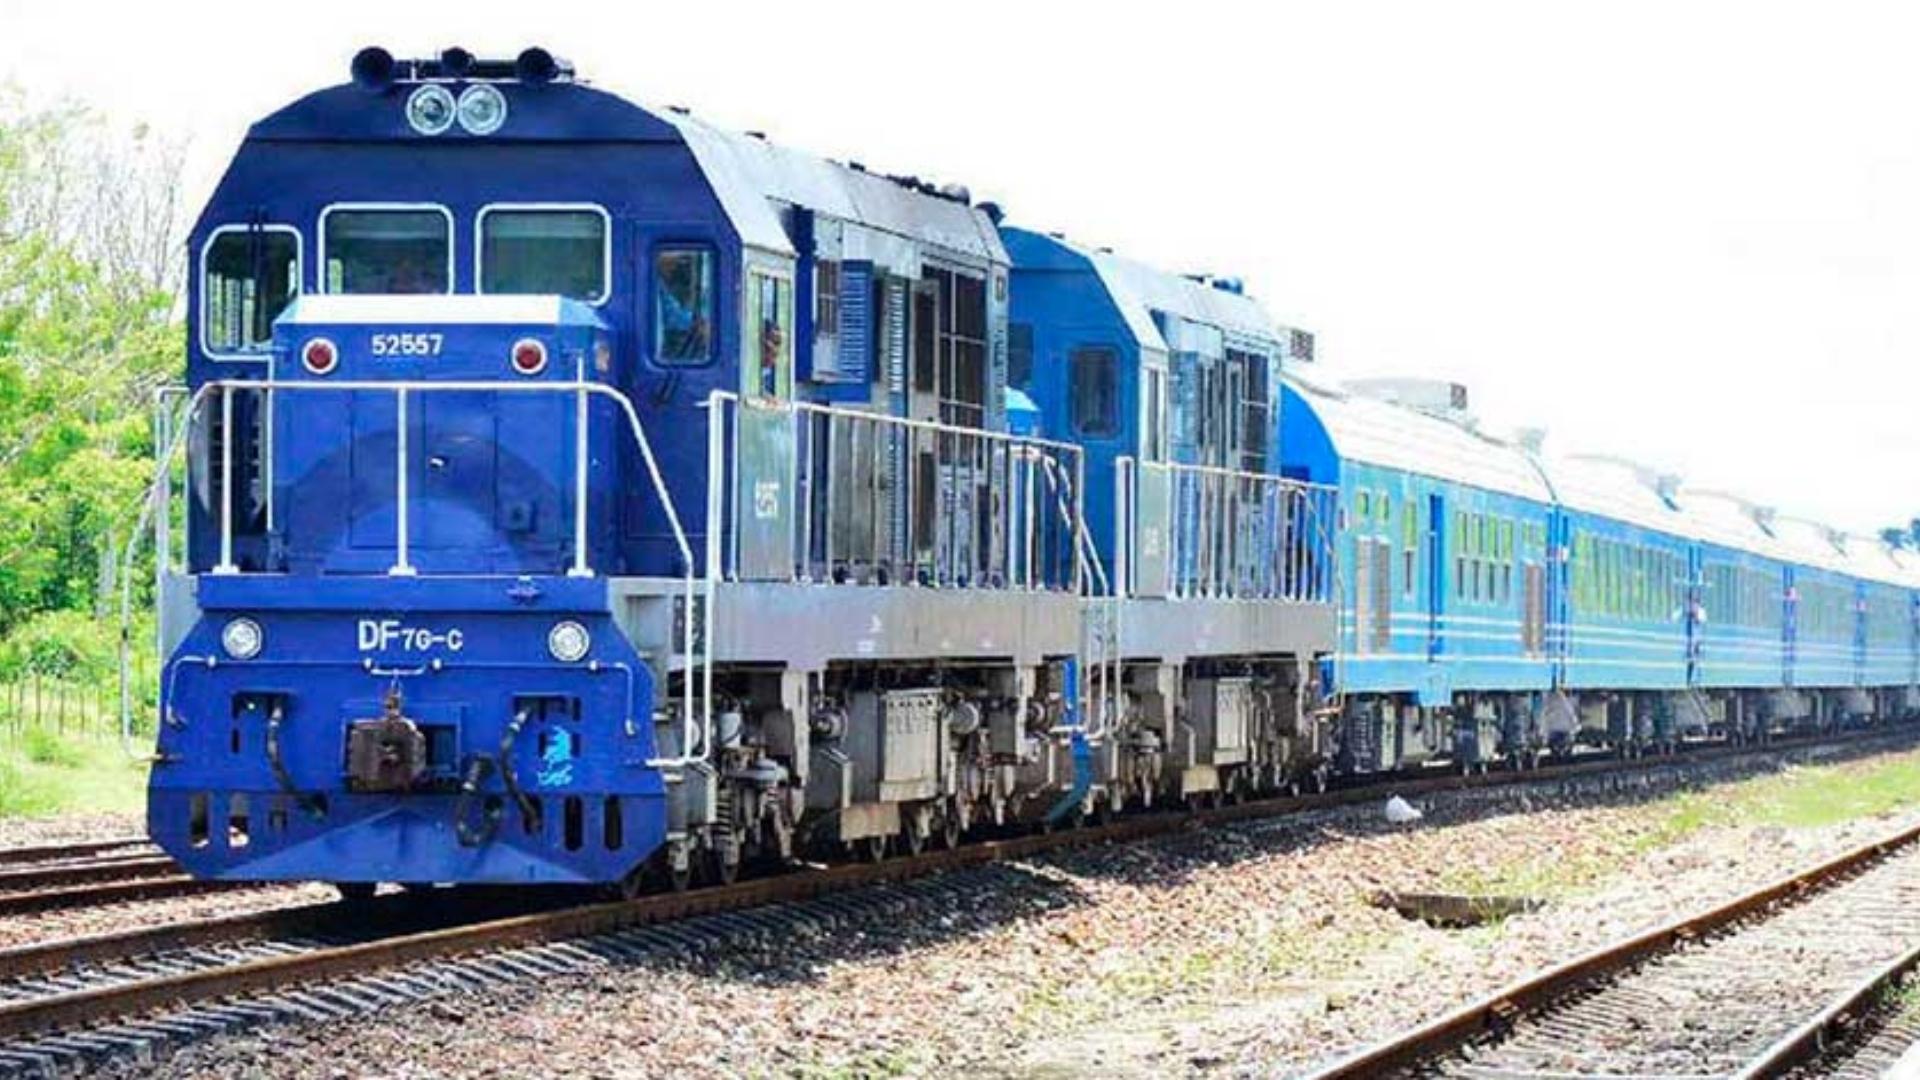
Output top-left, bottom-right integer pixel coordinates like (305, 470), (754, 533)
(1649, 751), (1920, 840)
(1433, 749), (1920, 905)
(0, 732), (148, 818)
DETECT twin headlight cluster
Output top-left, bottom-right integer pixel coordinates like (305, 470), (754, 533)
(218, 618), (594, 663)
(406, 83), (507, 137)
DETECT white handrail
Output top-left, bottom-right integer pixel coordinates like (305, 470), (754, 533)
(1125, 456), (1339, 603)
(120, 377), (707, 772)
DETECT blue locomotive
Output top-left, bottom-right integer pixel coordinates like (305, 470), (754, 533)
(140, 47), (1919, 895)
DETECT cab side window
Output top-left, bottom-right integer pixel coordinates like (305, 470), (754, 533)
(1070, 346), (1119, 437)
(653, 246), (715, 366)
(322, 207), (450, 294)
(203, 226), (300, 355)
(748, 270), (792, 398)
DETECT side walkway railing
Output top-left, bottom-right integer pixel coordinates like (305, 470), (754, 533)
(702, 391), (1088, 594)
(1114, 456), (1339, 603)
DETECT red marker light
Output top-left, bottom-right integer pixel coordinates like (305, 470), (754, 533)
(510, 338), (548, 376)
(302, 337), (339, 376)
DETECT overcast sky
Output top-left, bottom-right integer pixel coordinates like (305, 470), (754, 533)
(4, 1), (1915, 534)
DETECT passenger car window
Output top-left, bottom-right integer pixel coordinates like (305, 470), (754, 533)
(654, 247), (715, 366)
(480, 208), (607, 302)
(323, 208), (450, 294)
(1070, 347), (1119, 437)
(203, 226), (299, 354)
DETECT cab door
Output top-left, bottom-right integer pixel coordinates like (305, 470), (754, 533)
(732, 263), (797, 581)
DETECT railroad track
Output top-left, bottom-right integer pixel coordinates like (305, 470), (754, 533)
(0, 841), (239, 919)
(1307, 799), (1920, 1078)
(0, 728), (1912, 1078)
(1783, 967), (1920, 1078)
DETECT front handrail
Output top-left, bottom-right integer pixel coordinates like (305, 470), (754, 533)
(120, 376), (708, 772)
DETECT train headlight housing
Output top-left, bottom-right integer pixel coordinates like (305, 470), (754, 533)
(456, 84), (508, 135)
(301, 337), (339, 376)
(510, 337), (548, 376)
(405, 84), (457, 136)
(221, 618), (264, 661)
(547, 620), (591, 663)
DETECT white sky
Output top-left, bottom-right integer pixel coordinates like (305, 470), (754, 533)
(4, 1), (1916, 534)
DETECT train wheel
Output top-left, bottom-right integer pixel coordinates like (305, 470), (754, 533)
(617, 867), (649, 901)
(901, 818), (928, 858)
(707, 848), (739, 887)
(859, 835), (889, 863)
(662, 840), (694, 893)
(938, 805), (964, 850)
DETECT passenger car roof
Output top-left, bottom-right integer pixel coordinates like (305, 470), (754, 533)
(1282, 373), (1553, 503)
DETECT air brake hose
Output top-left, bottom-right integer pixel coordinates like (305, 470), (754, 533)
(454, 707), (536, 847)
(495, 707), (539, 828)
(453, 755), (502, 847)
(265, 701), (327, 821)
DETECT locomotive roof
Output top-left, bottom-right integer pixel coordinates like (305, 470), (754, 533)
(243, 76), (1004, 265)
(662, 112), (1006, 265)
(1283, 373), (1553, 503)
(1004, 229), (1289, 357)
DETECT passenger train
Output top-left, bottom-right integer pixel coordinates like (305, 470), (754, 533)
(141, 47), (1920, 895)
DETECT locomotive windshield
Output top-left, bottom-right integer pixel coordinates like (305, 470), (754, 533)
(323, 207), (451, 293)
(203, 226), (299, 353)
(479, 207), (608, 302)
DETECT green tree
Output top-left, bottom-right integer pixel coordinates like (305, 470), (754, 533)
(0, 88), (182, 681)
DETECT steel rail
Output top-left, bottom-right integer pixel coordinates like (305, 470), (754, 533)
(0, 876), (240, 919)
(0, 839), (153, 870)
(0, 856), (178, 894)
(1731, 935), (1920, 1079)
(1303, 803), (1920, 1079)
(0, 726), (1909, 1046)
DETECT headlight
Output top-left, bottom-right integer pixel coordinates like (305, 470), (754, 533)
(456, 84), (508, 135)
(548, 620), (591, 663)
(405, 84), (456, 136)
(221, 618), (264, 660)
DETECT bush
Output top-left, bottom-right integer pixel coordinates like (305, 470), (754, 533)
(20, 727), (83, 768)
(0, 609), (117, 682)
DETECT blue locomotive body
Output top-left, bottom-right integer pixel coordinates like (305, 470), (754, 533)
(142, 47), (1918, 892)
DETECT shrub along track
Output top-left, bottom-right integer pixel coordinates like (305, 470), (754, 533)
(0, 728), (1915, 1077)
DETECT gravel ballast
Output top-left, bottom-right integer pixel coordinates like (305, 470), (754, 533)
(101, 744), (1920, 1078)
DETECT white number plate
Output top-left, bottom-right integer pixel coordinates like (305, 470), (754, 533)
(369, 332), (444, 357)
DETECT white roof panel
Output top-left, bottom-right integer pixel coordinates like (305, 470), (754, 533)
(1286, 374), (1553, 503)
(1544, 454), (1692, 540)
(1086, 247), (1285, 352)
(1678, 490), (1794, 564)
(663, 112), (1006, 265)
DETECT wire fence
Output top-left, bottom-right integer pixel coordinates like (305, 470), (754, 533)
(0, 666), (158, 744)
